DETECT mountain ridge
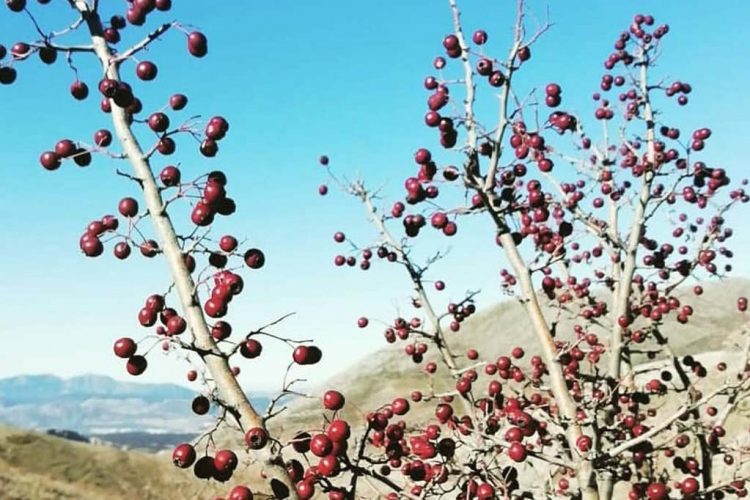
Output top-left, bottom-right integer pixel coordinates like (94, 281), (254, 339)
(0, 373), (194, 404)
(0, 373), (270, 440)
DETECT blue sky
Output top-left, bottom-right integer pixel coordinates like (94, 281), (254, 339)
(1, 1), (749, 392)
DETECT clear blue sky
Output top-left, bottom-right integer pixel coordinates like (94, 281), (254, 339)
(1, 1), (749, 391)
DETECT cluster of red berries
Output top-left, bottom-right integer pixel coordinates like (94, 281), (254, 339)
(544, 83), (561, 107)
(204, 270), (243, 318)
(1, 1), (202, 86)
(508, 122), (554, 172)
(79, 214), (119, 257)
(112, 336), (147, 375)
(191, 171), (236, 226)
(448, 301), (473, 332)
(172, 441), (247, 490)
(334, 243), (396, 270)
(423, 77), (458, 149)
(200, 115), (229, 157)
(665, 81), (691, 106)
(548, 111), (578, 135)
(39, 137), (93, 170)
(123, 0), (173, 26)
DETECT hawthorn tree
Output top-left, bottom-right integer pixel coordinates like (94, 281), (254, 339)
(309, 1), (750, 499)
(3, 1), (750, 500)
(2, 1), (308, 498)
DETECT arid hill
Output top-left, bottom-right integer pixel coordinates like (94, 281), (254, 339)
(0, 424), (231, 499)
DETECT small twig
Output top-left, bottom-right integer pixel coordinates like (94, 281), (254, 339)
(115, 22), (178, 62)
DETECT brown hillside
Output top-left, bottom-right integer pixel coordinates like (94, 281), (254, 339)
(271, 278), (750, 435)
(0, 425), (227, 500)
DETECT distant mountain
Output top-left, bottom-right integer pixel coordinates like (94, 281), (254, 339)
(0, 374), (193, 405)
(87, 431), (199, 452)
(0, 374), (271, 446)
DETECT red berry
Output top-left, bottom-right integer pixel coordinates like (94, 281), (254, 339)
(392, 397), (410, 415)
(40, 151), (61, 170)
(309, 434), (333, 457)
(0, 66), (18, 85)
(472, 30), (488, 45)
(187, 31), (208, 57)
(148, 112), (170, 132)
(213, 449), (238, 472)
(477, 483), (495, 500)
(681, 478), (699, 495)
(171, 443), (196, 468)
(5, 0), (26, 12)
(326, 419), (350, 442)
(169, 93), (188, 110)
(113, 242), (131, 259)
(442, 34), (459, 51)
(140, 240), (159, 257)
(576, 435), (592, 452)
(322, 390), (345, 411)
(646, 482), (668, 500)
(228, 485), (253, 500)
(160, 165), (181, 186)
(70, 80), (89, 100)
(738, 297), (748, 312)
(93, 129), (112, 147)
(113, 337), (137, 358)
(136, 61), (158, 80)
(219, 235), (238, 252)
(126, 355), (147, 375)
(157, 137), (176, 155)
(296, 481), (315, 500)
(244, 427), (268, 449)
(239, 339), (263, 358)
(244, 248), (266, 269)
(55, 139), (76, 158)
(118, 197), (139, 217)
(545, 83), (561, 96)
(191, 395), (210, 415)
(508, 442), (527, 462)
(166, 315), (187, 335)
